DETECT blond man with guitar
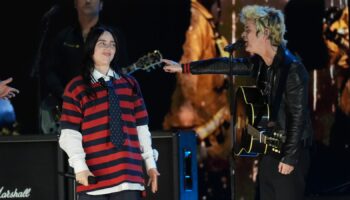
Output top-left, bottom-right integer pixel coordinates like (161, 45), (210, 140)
(163, 5), (313, 200)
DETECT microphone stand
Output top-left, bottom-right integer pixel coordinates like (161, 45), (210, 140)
(30, 9), (54, 134)
(227, 48), (236, 200)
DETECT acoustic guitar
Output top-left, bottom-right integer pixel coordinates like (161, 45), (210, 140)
(233, 86), (285, 157)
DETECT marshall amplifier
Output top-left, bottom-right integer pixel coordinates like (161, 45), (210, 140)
(0, 135), (67, 200)
(145, 131), (198, 200)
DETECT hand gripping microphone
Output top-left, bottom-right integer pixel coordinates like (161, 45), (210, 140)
(59, 172), (98, 185)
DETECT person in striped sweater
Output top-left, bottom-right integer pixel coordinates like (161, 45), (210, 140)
(59, 25), (159, 200)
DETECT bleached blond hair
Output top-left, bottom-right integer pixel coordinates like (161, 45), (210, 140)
(240, 5), (287, 46)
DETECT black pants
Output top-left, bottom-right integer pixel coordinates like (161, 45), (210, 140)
(258, 148), (310, 200)
(78, 190), (142, 200)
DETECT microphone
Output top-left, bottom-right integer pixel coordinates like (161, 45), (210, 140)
(224, 38), (245, 53)
(58, 172), (98, 184)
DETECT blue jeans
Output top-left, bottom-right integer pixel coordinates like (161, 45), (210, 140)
(78, 190), (142, 200)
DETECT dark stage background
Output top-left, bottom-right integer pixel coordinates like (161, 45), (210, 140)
(0, 0), (191, 134)
(1, 0), (350, 199)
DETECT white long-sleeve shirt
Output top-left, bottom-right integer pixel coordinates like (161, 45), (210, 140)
(59, 69), (158, 195)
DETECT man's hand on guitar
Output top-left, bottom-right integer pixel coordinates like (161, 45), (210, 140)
(162, 59), (182, 73)
(278, 162), (294, 175)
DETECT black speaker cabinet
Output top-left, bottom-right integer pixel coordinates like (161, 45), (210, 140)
(0, 135), (66, 200)
(145, 131), (198, 200)
(0, 132), (198, 199)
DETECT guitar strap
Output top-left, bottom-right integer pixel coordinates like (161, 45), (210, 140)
(270, 51), (294, 122)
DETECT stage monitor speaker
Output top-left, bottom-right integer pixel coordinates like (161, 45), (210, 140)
(145, 131), (198, 200)
(0, 135), (66, 200)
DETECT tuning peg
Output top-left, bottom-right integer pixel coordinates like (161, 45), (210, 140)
(271, 148), (280, 153)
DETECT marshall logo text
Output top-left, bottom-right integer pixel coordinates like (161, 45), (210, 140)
(0, 187), (31, 199)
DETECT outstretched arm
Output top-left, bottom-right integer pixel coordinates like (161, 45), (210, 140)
(163, 57), (254, 75)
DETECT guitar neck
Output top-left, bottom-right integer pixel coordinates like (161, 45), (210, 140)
(121, 50), (162, 75)
(122, 64), (138, 75)
(247, 124), (268, 144)
(247, 124), (285, 146)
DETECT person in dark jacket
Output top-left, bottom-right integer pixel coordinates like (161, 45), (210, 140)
(163, 5), (312, 200)
(44, 0), (128, 101)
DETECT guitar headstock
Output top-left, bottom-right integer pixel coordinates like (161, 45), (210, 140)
(124, 50), (163, 75)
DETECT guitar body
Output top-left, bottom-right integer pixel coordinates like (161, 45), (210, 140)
(234, 86), (271, 156)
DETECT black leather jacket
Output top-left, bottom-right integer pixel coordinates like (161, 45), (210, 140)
(182, 46), (313, 166)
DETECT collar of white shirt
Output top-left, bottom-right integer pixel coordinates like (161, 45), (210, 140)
(91, 68), (120, 83)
